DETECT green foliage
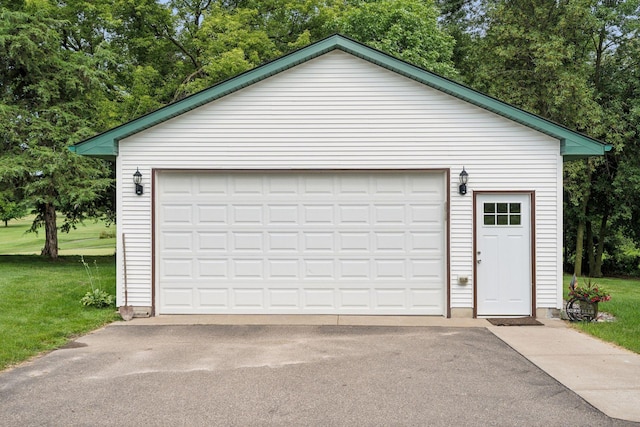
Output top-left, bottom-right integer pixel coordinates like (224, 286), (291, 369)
(79, 255), (114, 308)
(99, 229), (117, 240)
(569, 278), (611, 303)
(600, 234), (640, 277)
(0, 255), (118, 370)
(0, 190), (27, 227)
(80, 288), (115, 308)
(329, 0), (457, 77)
(174, 5), (280, 99)
(467, 0), (602, 129)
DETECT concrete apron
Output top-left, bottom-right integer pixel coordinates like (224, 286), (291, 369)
(123, 314), (489, 327)
(489, 318), (640, 423)
(121, 315), (640, 423)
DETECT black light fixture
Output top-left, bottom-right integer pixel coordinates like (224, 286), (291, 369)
(458, 167), (468, 195)
(133, 168), (143, 195)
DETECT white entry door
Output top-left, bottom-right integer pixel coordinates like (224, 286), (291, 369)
(476, 193), (532, 317)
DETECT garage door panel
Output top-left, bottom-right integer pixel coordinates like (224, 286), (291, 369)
(410, 205), (442, 225)
(161, 205), (193, 224)
(268, 289), (300, 308)
(374, 232), (406, 251)
(373, 176), (405, 194)
(303, 176), (334, 194)
(339, 232), (370, 251)
(303, 259), (335, 278)
(231, 205), (263, 224)
(338, 259), (370, 279)
(303, 205), (334, 224)
(268, 232), (299, 251)
(373, 205), (406, 224)
(411, 232), (443, 251)
(162, 175), (193, 195)
(374, 289), (407, 309)
(339, 289), (371, 309)
(157, 171), (446, 315)
(338, 205), (370, 224)
(268, 205), (298, 224)
(161, 288), (193, 308)
(267, 177), (298, 194)
(198, 289), (229, 308)
(197, 205), (227, 224)
(162, 232), (193, 251)
(198, 259), (228, 278)
(232, 176), (263, 194)
(196, 175), (227, 195)
(410, 289), (445, 310)
(303, 289), (336, 309)
(411, 259), (444, 280)
(198, 232), (227, 251)
(231, 232), (263, 251)
(339, 176), (369, 194)
(303, 233), (334, 251)
(267, 259), (299, 279)
(232, 288), (265, 308)
(232, 259), (264, 278)
(160, 259), (193, 277)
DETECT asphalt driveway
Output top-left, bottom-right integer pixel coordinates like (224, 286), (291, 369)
(0, 325), (633, 426)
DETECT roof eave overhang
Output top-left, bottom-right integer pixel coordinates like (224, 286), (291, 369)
(560, 138), (612, 161)
(71, 34), (609, 161)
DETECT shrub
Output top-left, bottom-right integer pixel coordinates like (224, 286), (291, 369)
(79, 256), (115, 308)
(81, 289), (114, 308)
(99, 229), (116, 239)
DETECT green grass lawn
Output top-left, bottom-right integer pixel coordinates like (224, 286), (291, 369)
(564, 275), (640, 354)
(0, 255), (118, 370)
(0, 215), (116, 255)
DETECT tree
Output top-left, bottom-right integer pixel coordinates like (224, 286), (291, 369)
(172, 4), (280, 99)
(0, 7), (113, 259)
(466, 0), (601, 128)
(0, 189), (27, 227)
(328, 0), (457, 77)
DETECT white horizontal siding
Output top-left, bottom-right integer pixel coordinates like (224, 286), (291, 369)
(116, 51), (562, 312)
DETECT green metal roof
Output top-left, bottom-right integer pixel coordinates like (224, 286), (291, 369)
(71, 34), (610, 161)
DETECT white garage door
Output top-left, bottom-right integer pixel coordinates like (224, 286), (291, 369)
(156, 171), (446, 315)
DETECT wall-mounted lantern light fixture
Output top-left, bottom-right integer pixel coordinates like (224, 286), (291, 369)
(458, 167), (468, 195)
(133, 168), (143, 196)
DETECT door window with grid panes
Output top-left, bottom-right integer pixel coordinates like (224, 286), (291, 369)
(483, 202), (522, 226)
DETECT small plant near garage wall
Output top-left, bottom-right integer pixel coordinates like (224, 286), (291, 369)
(80, 256), (114, 308)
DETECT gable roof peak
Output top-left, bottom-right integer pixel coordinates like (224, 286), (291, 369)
(71, 34), (609, 161)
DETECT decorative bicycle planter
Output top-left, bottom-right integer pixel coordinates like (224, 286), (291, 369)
(565, 298), (598, 322)
(566, 276), (610, 322)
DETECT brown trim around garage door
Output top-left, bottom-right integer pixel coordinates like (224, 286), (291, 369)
(151, 169), (157, 317)
(152, 168), (451, 317)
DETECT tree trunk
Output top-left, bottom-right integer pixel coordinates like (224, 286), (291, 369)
(593, 208), (610, 277)
(41, 203), (58, 260)
(586, 219), (595, 277)
(574, 219), (586, 276)
(573, 160), (592, 276)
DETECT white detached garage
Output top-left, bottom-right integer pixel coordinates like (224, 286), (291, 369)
(72, 35), (608, 319)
